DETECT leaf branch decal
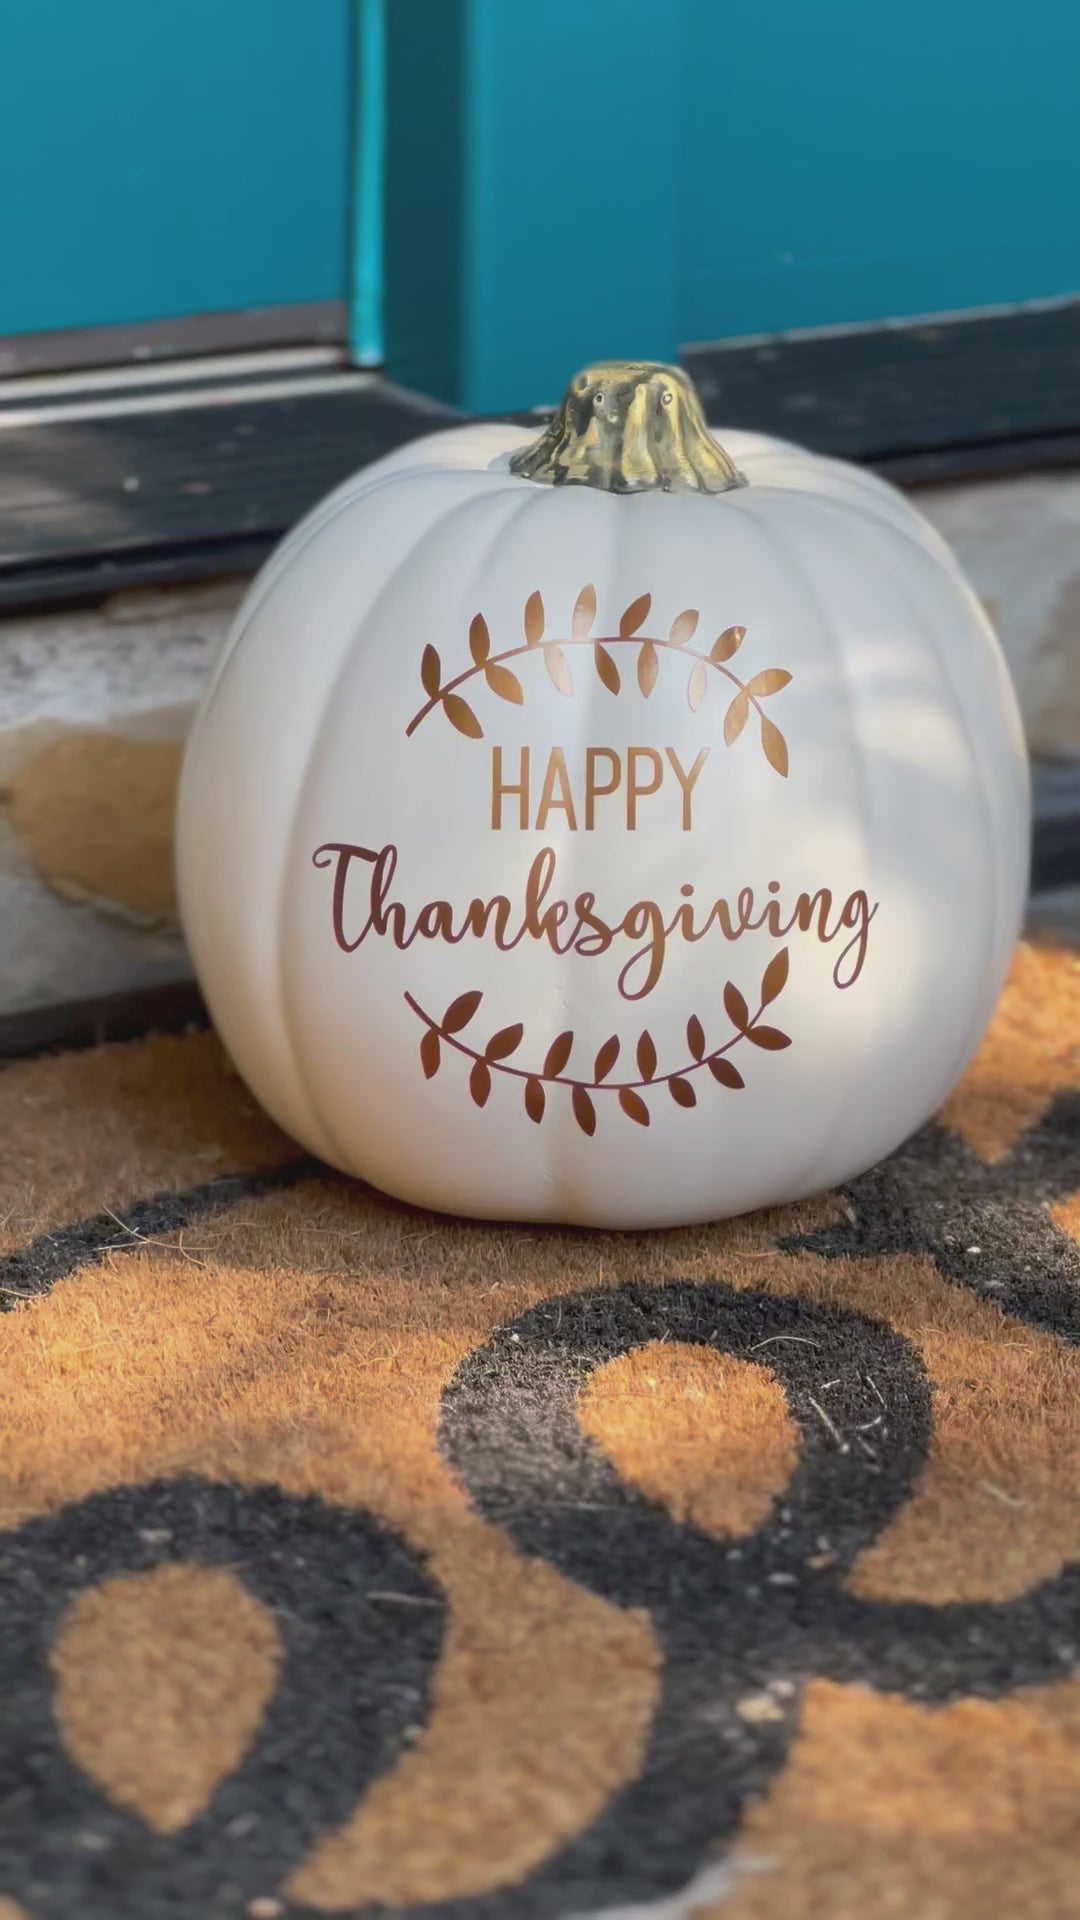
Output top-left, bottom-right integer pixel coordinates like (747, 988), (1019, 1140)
(404, 590), (792, 775)
(572, 584), (597, 642)
(404, 950), (791, 1136)
(468, 614), (490, 667)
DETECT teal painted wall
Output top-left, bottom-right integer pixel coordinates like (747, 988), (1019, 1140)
(381, 0), (1078, 412)
(2, 0), (350, 337)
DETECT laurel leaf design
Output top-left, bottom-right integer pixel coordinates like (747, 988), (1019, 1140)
(712, 626), (745, 663)
(746, 1024), (792, 1051)
(636, 1031), (658, 1081)
(486, 1022), (524, 1062)
(761, 717), (789, 778)
(669, 609), (699, 647)
(544, 645), (574, 697)
(469, 613), (490, 667)
(637, 641), (659, 698)
(686, 1015), (706, 1062)
(407, 603), (792, 753)
(572, 584), (597, 642)
(444, 693), (484, 739)
(421, 644), (442, 698)
(594, 643), (621, 694)
(544, 1031), (574, 1078)
(405, 965), (787, 1132)
(745, 667), (793, 698)
(443, 989), (483, 1034)
(761, 947), (790, 1006)
(485, 662), (524, 704)
(619, 593), (652, 638)
(723, 982), (750, 1033)
(724, 691), (750, 746)
(594, 1035), (620, 1082)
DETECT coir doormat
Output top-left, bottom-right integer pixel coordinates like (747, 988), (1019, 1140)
(3, 940), (1080, 1920)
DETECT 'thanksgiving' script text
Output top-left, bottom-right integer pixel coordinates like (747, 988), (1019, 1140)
(312, 841), (876, 1002)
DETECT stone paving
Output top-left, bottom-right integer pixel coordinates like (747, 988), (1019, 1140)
(917, 469), (1080, 760)
(0, 578), (243, 1013)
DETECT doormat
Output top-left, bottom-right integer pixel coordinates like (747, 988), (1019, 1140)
(3, 939), (1080, 1920)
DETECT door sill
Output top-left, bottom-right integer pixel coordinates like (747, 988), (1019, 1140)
(0, 302), (348, 379)
(0, 357), (461, 612)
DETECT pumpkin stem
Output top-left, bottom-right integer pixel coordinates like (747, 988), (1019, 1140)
(509, 361), (746, 496)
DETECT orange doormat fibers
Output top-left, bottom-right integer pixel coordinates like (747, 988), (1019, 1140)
(1, 941), (1080, 1919)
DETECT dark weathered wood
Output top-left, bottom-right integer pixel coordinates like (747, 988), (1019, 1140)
(0, 981), (208, 1062)
(872, 432), (1080, 489)
(3, 300), (1080, 609)
(683, 299), (1080, 462)
(0, 538), (279, 612)
(0, 375), (460, 611)
(1031, 764), (1080, 893)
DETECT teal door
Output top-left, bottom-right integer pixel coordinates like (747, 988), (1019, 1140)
(374, 0), (1079, 412)
(5, 0), (1076, 416)
(2, 0), (351, 349)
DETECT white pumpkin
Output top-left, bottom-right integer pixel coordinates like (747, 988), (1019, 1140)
(177, 361), (1029, 1229)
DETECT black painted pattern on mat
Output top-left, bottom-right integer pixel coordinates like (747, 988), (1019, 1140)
(0, 1481), (444, 1920)
(0, 1157), (319, 1303)
(434, 1279), (1080, 1916)
(786, 1093), (1080, 1341)
(0, 1094), (1078, 1914)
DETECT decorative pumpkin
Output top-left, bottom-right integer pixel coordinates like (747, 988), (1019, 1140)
(177, 361), (1029, 1229)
